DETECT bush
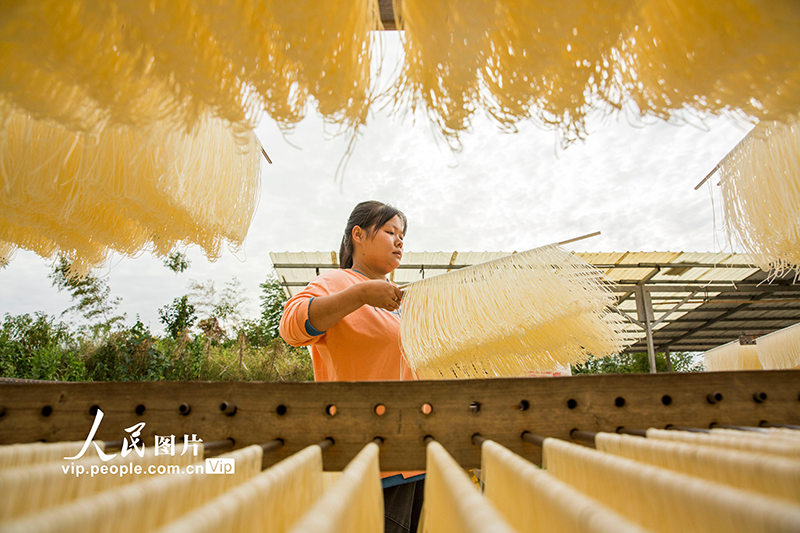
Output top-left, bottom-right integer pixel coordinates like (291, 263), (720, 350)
(573, 351), (702, 374)
(0, 312), (86, 380)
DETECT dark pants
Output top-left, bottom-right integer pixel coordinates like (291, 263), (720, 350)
(383, 479), (425, 533)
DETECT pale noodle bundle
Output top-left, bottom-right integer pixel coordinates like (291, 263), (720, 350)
(421, 440), (516, 533)
(703, 341), (762, 371)
(0, 0), (379, 137)
(756, 322), (800, 369)
(718, 120), (800, 275)
(618, 1), (800, 126)
(646, 429), (800, 461)
(0, 443), (202, 523)
(288, 442), (383, 533)
(401, 245), (628, 379)
(0, 445), (262, 533)
(481, 440), (648, 533)
(394, 0), (800, 147)
(595, 433), (800, 504)
(543, 438), (800, 533)
(155, 445), (323, 533)
(0, 440), (105, 470)
(0, 106), (261, 274)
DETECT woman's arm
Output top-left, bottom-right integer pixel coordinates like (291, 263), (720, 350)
(308, 280), (402, 332)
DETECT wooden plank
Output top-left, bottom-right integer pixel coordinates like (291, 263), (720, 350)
(1, 371), (798, 470)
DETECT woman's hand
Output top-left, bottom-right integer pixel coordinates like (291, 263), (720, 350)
(307, 280), (403, 333)
(356, 280), (403, 312)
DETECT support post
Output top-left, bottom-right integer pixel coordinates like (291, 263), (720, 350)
(665, 346), (673, 373)
(635, 286), (657, 374)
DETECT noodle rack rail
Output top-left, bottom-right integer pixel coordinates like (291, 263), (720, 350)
(1, 371), (798, 470)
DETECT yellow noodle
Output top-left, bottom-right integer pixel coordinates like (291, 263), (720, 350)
(0, 107), (261, 274)
(755, 322), (800, 369)
(0, 445), (261, 533)
(401, 244), (629, 379)
(287, 443), (383, 533)
(0, 443), (202, 523)
(0, 441), (105, 470)
(646, 429), (800, 460)
(703, 341), (762, 371)
(719, 120), (800, 275)
(544, 437), (800, 533)
(596, 432), (800, 504)
(0, 0), (380, 137)
(421, 440), (517, 533)
(481, 440), (648, 533)
(618, 1), (800, 125)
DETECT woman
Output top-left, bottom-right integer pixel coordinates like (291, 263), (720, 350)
(279, 200), (423, 533)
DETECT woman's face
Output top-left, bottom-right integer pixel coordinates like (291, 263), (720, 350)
(356, 215), (404, 274)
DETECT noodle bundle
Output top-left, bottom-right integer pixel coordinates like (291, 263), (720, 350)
(401, 244), (628, 379)
(0, 106), (261, 274)
(718, 120), (800, 275)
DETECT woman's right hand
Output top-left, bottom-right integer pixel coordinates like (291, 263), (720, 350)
(356, 280), (403, 312)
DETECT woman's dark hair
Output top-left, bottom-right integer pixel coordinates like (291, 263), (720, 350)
(339, 201), (407, 269)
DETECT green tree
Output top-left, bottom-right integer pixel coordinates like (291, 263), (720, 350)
(163, 251), (191, 274)
(158, 295), (197, 339)
(259, 273), (288, 340)
(573, 351), (702, 374)
(49, 257), (125, 338)
(0, 312), (86, 380)
(188, 277), (248, 338)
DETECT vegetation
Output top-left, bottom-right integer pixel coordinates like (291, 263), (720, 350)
(1, 260), (313, 382)
(573, 351), (702, 374)
(2, 258), (704, 382)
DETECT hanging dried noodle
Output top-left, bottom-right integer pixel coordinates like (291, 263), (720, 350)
(0, 0), (380, 137)
(481, 439), (647, 533)
(287, 442), (383, 533)
(755, 322), (800, 369)
(155, 445), (323, 533)
(595, 432), (800, 504)
(394, 0), (800, 147)
(0, 106), (261, 274)
(0, 444), (202, 523)
(0, 440), (105, 470)
(400, 244), (629, 379)
(0, 444), (262, 533)
(645, 429), (800, 460)
(718, 120), (800, 275)
(420, 440), (516, 533)
(703, 340), (762, 371)
(543, 437), (800, 533)
(617, 1), (800, 126)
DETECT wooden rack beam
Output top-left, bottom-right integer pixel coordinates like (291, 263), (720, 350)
(1, 370), (798, 470)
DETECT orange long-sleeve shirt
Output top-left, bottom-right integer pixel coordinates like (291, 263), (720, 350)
(279, 268), (416, 382)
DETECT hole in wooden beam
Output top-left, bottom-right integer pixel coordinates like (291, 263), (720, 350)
(41, 406), (53, 417)
(179, 403), (191, 415)
(89, 404), (100, 416)
(518, 400), (530, 411)
(614, 397), (626, 407)
(469, 402), (481, 414)
(135, 404), (146, 416)
(661, 395), (673, 406)
(374, 404), (386, 416)
(706, 392), (723, 404)
(276, 404), (288, 416)
(421, 403), (433, 415)
(753, 392), (767, 403)
(567, 399), (578, 410)
(326, 404), (337, 417)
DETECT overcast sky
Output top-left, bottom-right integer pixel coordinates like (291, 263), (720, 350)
(0, 34), (752, 332)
